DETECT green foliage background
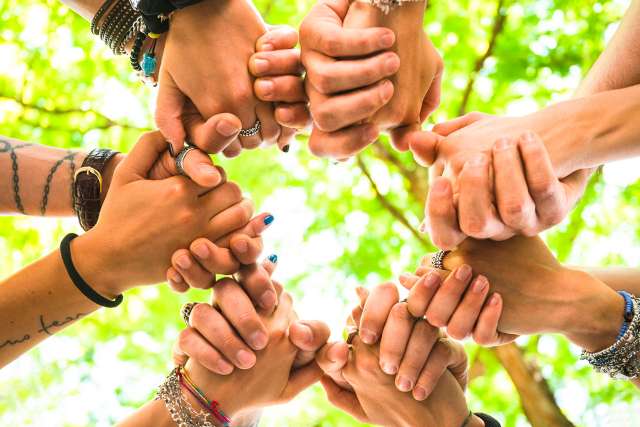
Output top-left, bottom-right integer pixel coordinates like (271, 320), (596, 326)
(0, 0), (639, 425)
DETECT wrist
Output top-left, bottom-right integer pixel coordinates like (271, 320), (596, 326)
(348, 0), (426, 28)
(101, 153), (125, 203)
(184, 360), (246, 418)
(70, 232), (132, 299)
(559, 269), (623, 352)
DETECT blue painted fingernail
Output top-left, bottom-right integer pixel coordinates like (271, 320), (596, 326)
(268, 254), (278, 263)
(264, 214), (274, 225)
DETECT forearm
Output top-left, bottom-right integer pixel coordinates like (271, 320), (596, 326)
(117, 400), (176, 427)
(576, 0), (640, 97)
(576, 267), (640, 295)
(531, 84), (640, 175)
(0, 244), (100, 367)
(0, 135), (122, 216)
(60, 0), (105, 21)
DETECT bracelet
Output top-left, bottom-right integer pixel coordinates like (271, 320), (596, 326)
(179, 366), (231, 427)
(156, 367), (215, 427)
(354, 0), (423, 14)
(129, 30), (146, 72)
(60, 233), (123, 308)
(580, 292), (640, 379)
(90, 0), (116, 35)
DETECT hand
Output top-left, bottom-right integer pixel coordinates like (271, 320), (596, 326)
(157, 1), (286, 157)
(184, 279), (330, 417)
(399, 266), (518, 347)
(419, 131), (592, 249)
(316, 337), (472, 427)
(300, 0), (398, 159)
(72, 132), (254, 297)
(433, 235), (624, 352)
(250, 26), (312, 152)
(343, 0), (443, 151)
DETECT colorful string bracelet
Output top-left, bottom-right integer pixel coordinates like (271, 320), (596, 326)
(178, 366), (231, 427)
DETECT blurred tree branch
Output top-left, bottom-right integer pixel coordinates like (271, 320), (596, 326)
(492, 344), (574, 426)
(458, 0), (508, 116)
(0, 95), (149, 132)
(356, 154), (431, 248)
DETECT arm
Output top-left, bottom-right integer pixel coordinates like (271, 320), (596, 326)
(0, 132), (252, 367)
(578, 267), (640, 295)
(576, 0), (640, 97)
(0, 136), (120, 216)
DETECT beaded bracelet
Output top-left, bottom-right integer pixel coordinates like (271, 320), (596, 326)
(90, 0), (116, 35)
(581, 292), (640, 379)
(354, 0), (423, 14)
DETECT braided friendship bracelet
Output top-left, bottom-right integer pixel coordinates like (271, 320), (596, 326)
(179, 367), (231, 427)
(354, 0), (424, 14)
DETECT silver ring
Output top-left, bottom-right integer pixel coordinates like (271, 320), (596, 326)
(175, 146), (197, 176)
(431, 250), (450, 270)
(239, 119), (261, 137)
(180, 302), (197, 327)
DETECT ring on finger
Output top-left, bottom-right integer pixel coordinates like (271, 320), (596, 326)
(175, 145), (198, 176)
(239, 119), (261, 137)
(180, 302), (197, 327)
(431, 250), (450, 270)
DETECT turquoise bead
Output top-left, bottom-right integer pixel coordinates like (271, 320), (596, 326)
(141, 53), (157, 77)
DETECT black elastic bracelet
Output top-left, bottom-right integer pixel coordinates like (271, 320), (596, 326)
(60, 233), (123, 308)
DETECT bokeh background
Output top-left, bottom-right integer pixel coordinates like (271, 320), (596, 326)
(1, 0), (639, 425)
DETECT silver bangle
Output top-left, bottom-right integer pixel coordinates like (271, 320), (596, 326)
(580, 294), (640, 379)
(181, 302), (197, 327)
(156, 367), (214, 427)
(431, 250), (450, 270)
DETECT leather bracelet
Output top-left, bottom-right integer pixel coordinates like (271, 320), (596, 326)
(73, 148), (119, 231)
(60, 233), (123, 308)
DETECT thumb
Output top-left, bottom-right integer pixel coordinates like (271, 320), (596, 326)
(316, 341), (349, 375)
(156, 70), (187, 155)
(280, 362), (323, 402)
(407, 130), (443, 166)
(116, 131), (169, 183)
(290, 320), (331, 353)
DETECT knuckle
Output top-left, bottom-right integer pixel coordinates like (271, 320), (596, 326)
(231, 84), (254, 105)
(460, 218), (490, 238)
(390, 302), (411, 321)
(446, 324), (469, 341)
(500, 200), (534, 225)
(311, 106), (338, 132)
(529, 178), (557, 200)
(310, 66), (335, 94)
(320, 35), (342, 56)
(222, 181), (243, 202)
(472, 330), (491, 346)
(425, 311), (447, 328)
(177, 328), (195, 350)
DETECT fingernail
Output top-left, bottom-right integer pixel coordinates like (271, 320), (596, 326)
(176, 255), (191, 269)
(297, 323), (313, 343)
(261, 42), (274, 51)
(473, 275), (488, 293)
(264, 214), (274, 226)
(455, 264), (472, 281)
(359, 328), (377, 344)
(382, 362), (398, 375)
(267, 254), (278, 263)
(260, 290), (277, 310)
(494, 138), (513, 151)
(431, 178), (448, 193)
(282, 144), (290, 153)
(216, 359), (234, 375)
(170, 272), (183, 283)
(425, 272), (441, 288)
(381, 80), (394, 102)
(397, 376), (413, 392)
(380, 32), (394, 48)
(413, 386), (427, 400)
(250, 331), (268, 350)
(199, 164), (218, 177)
(192, 243), (209, 260)
(278, 106), (294, 124)
(490, 293), (501, 306)
(253, 58), (269, 73)
(256, 80), (274, 98)
(385, 55), (400, 73)
(217, 120), (240, 137)
(237, 349), (256, 368)
(468, 154), (486, 167)
(234, 239), (249, 254)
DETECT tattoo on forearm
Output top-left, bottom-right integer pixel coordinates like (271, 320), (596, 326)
(37, 312), (84, 336)
(0, 138), (33, 214)
(0, 312), (85, 350)
(40, 151), (77, 216)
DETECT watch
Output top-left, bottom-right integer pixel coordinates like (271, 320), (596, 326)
(73, 148), (120, 231)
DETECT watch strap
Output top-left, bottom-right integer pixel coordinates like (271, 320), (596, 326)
(74, 148), (119, 231)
